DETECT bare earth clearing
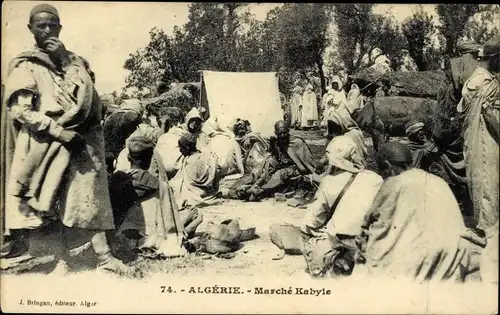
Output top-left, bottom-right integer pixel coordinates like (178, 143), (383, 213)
(0, 131), (470, 278)
(1, 132), (497, 314)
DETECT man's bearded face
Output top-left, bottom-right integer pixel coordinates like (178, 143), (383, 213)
(275, 127), (290, 146)
(29, 12), (61, 49)
(188, 118), (202, 133)
(234, 123), (247, 137)
(409, 129), (427, 144)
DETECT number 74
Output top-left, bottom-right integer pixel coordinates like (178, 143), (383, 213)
(160, 286), (173, 293)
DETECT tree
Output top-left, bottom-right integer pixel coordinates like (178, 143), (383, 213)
(263, 4), (332, 95)
(464, 4), (500, 44)
(402, 5), (437, 70)
(436, 4), (481, 56)
(333, 4), (373, 75)
(334, 4), (407, 75)
(124, 3), (257, 95)
(123, 27), (175, 96)
(234, 15), (269, 72)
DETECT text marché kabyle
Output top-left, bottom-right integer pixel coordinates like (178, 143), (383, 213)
(161, 286), (331, 296)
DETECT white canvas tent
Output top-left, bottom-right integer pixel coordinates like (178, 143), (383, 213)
(199, 71), (284, 138)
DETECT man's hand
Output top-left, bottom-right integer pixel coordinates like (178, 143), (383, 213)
(305, 173), (322, 184)
(58, 130), (85, 150)
(44, 37), (70, 67)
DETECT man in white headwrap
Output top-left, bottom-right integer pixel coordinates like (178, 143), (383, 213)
(269, 135), (382, 277)
(346, 84), (364, 115)
(356, 142), (471, 282)
(289, 84), (303, 128)
(321, 76), (347, 127)
(301, 135), (383, 239)
(370, 47), (392, 74)
(300, 83), (319, 129)
(404, 120), (437, 169)
(202, 116), (245, 178)
(399, 49), (419, 72)
(149, 107), (208, 180)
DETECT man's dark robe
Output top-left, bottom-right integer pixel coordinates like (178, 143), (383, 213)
(255, 135), (318, 193)
(108, 169), (159, 227)
(431, 53), (478, 186)
(103, 109), (142, 160)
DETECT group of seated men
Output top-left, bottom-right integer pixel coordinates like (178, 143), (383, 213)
(102, 101), (323, 255)
(100, 92), (492, 284)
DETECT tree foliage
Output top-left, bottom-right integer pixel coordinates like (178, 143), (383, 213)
(402, 5), (436, 71)
(436, 4), (481, 56)
(463, 4), (500, 44)
(262, 4), (332, 94)
(334, 4), (407, 74)
(123, 4), (497, 98)
(123, 27), (173, 96)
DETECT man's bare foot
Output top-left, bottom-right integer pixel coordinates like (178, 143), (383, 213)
(50, 259), (70, 276)
(247, 194), (261, 202)
(185, 214), (203, 238)
(96, 252), (131, 276)
(185, 207), (199, 223)
(1, 239), (29, 259)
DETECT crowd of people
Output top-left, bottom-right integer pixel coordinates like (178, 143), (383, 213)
(1, 4), (498, 284)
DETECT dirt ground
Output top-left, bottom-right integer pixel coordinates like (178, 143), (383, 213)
(0, 131), (473, 279)
(2, 130), (497, 314)
(1, 131), (323, 278)
(0, 198), (311, 278)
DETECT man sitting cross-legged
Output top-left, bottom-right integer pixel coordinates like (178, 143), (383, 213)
(236, 120), (319, 202)
(109, 136), (202, 257)
(269, 135), (383, 277)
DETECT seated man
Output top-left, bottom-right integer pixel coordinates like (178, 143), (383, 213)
(404, 120), (438, 169)
(269, 135), (383, 277)
(202, 117), (245, 177)
(109, 136), (202, 255)
(227, 119), (270, 191)
(169, 133), (223, 209)
(108, 136), (158, 229)
(150, 107), (208, 180)
(356, 142), (470, 282)
(114, 111), (164, 172)
(238, 120), (318, 201)
(103, 99), (144, 173)
(301, 135), (383, 239)
(319, 106), (367, 172)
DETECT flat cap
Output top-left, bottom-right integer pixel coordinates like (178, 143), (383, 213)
(30, 4), (59, 21)
(127, 136), (155, 154)
(456, 39), (481, 54)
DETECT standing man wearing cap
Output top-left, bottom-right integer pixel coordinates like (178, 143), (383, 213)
(2, 4), (129, 274)
(450, 40), (482, 100)
(430, 40), (482, 224)
(458, 36), (499, 284)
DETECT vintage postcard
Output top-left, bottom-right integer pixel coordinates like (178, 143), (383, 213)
(1, 1), (499, 314)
